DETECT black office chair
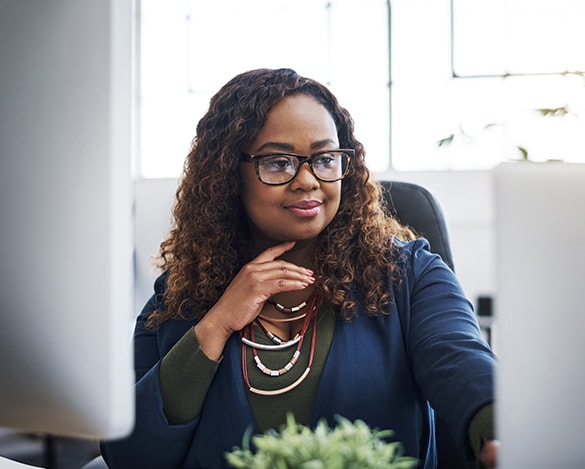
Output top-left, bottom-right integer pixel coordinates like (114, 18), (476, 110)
(379, 180), (454, 271)
(379, 180), (466, 469)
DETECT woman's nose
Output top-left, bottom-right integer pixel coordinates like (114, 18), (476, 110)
(290, 162), (319, 189)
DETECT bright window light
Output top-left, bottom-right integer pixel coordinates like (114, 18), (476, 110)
(138, 0), (585, 177)
(139, 0), (389, 178)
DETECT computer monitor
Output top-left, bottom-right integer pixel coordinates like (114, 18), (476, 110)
(0, 0), (135, 439)
(494, 161), (585, 468)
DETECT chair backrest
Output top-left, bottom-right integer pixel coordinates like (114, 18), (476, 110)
(379, 179), (465, 469)
(379, 180), (454, 271)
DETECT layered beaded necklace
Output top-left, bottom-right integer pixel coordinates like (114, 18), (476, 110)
(266, 297), (308, 314)
(259, 296), (310, 323)
(240, 293), (320, 396)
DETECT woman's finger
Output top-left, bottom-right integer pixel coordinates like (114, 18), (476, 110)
(236, 261), (315, 297)
(479, 440), (499, 469)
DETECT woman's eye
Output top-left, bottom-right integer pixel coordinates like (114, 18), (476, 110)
(260, 156), (294, 172)
(314, 156), (336, 168)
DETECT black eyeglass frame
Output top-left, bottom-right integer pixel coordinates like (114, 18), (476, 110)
(240, 149), (354, 186)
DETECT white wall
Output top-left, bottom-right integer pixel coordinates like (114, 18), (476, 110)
(134, 178), (178, 309)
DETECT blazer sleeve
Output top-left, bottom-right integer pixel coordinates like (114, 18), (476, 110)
(398, 239), (496, 463)
(100, 274), (200, 469)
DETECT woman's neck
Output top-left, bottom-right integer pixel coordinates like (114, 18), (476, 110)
(281, 241), (316, 269)
(253, 237), (317, 270)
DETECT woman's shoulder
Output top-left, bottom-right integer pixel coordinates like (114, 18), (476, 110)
(392, 237), (433, 263)
(393, 236), (431, 253)
(136, 272), (168, 320)
(391, 236), (453, 279)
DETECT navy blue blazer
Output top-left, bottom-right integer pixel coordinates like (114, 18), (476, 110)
(102, 239), (495, 468)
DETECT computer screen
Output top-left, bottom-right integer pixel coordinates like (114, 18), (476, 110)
(0, 0), (135, 439)
(494, 161), (585, 468)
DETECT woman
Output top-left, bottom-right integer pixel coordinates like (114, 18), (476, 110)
(102, 68), (497, 468)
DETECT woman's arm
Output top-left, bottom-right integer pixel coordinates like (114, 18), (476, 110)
(102, 242), (316, 467)
(401, 239), (497, 465)
(101, 287), (202, 468)
(158, 328), (221, 424)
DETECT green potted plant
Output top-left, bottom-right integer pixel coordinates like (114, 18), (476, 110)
(225, 414), (418, 469)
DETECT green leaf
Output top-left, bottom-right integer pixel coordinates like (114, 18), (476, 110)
(225, 413), (419, 469)
(517, 146), (529, 160)
(436, 134), (455, 147)
(536, 106), (569, 117)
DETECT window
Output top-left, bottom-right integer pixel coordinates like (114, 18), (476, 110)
(390, 0), (585, 170)
(138, 0), (585, 177)
(139, 0), (389, 177)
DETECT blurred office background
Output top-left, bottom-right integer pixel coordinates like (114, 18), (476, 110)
(1, 0), (584, 467)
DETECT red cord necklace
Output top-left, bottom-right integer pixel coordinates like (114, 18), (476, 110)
(240, 294), (320, 396)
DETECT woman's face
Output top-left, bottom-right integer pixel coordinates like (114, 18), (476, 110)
(240, 94), (342, 248)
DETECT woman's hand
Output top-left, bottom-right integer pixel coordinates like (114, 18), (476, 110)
(194, 241), (315, 359)
(210, 241), (315, 333)
(479, 440), (499, 468)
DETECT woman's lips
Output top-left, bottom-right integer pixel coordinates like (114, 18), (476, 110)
(286, 200), (322, 217)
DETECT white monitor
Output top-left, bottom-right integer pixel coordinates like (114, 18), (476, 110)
(494, 162), (585, 468)
(0, 0), (135, 439)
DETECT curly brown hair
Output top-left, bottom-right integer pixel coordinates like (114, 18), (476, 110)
(149, 68), (415, 327)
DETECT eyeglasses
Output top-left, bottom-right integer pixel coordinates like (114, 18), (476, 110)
(240, 149), (353, 185)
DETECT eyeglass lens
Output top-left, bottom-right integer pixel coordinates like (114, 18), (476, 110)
(256, 151), (348, 184)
